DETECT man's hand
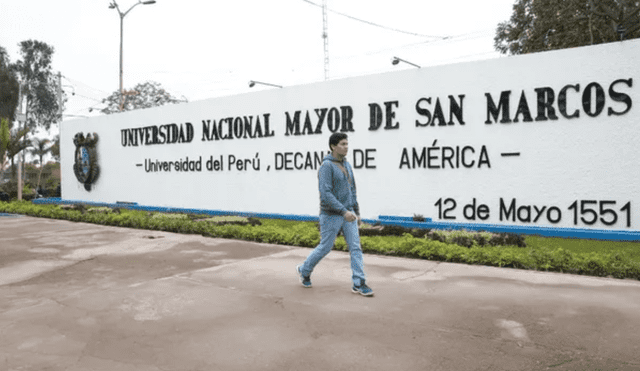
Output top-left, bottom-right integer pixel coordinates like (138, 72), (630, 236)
(344, 211), (357, 222)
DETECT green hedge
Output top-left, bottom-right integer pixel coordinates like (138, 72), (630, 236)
(1, 201), (639, 280)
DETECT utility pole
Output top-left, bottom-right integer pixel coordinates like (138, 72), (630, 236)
(16, 82), (24, 201)
(322, 0), (329, 80)
(57, 72), (63, 117)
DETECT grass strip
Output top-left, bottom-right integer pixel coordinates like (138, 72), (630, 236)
(2, 200), (639, 280)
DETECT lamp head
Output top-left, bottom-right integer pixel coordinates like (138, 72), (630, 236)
(391, 57), (400, 65)
(248, 81), (256, 88)
(142, 0), (156, 4)
(108, 3), (116, 8)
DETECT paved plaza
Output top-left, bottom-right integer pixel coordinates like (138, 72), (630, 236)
(1, 215), (640, 370)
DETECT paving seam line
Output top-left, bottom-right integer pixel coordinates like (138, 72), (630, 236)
(396, 262), (443, 281)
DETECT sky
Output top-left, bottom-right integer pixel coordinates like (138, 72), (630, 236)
(1, 0), (517, 148)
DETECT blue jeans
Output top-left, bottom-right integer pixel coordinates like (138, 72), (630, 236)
(300, 212), (366, 286)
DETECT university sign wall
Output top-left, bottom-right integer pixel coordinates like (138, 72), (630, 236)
(61, 39), (640, 239)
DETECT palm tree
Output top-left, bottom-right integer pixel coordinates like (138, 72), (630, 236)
(6, 127), (30, 178)
(50, 134), (60, 162)
(29, 137), (51, 191)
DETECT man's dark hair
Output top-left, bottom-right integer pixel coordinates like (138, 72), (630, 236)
(329, 132), (348, 150)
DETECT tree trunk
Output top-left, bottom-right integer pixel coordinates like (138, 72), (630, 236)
(36, 166), (43, 191)
(36, 154), (44, 191)
(589, 14), (594, 44)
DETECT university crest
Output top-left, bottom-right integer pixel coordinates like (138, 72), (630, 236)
(73, 132), (100, 191)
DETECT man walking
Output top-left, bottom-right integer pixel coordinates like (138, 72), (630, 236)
(296, 133), (373, 296)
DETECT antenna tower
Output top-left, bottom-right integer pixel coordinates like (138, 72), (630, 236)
(322, 0), (329, 80)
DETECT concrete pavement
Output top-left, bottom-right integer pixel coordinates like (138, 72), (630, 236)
(1, 215), (640, 370)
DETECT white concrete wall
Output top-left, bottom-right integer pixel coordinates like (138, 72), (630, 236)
(62, 39), (640, 231)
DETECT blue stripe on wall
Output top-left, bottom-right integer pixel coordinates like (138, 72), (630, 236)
(31, 198), (640, 241)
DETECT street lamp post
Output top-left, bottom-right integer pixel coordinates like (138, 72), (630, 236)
(248, 80), (283, 89)
(109, 0), (156, 110)
(391, 56), (421, 68)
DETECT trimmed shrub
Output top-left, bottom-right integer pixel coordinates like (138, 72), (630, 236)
(489, 234), (506, 246)
(87, 207), (113, 214)
(359, 224), (385, 236)
(473, 233), (488, 246)
(1, 201), (639, 281)
(450, 234), (474, 248)
(151, 212), (189, 220)
(428, 230), (447, 243)
(504, 233), (527, 247)
(410, 228), (429, 238)
(381, 225), (408, 236)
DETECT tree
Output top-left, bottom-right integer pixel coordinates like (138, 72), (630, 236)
(0, 46), (20, 123)
(29, 137), (51, 190)
(0, 118), (10, 173)
(101, 81), (186, 114)
(30, 137), (51, 166)
(13, 40), (61, 131)
(50, 134), (60, 162)
(5, 126), (30, 178)
(0, 46), (8, 64)
(495, 0), (640, 55)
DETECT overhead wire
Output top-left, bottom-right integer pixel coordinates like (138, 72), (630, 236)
(59, 74), (109, 116)
(296, 0), (498, 72)
(332, 28), (496, 61)
(327, 29), (499, 80)
(183, 26), (497, 97)
(61, 75), (108, 96)
(300, 0), (450, 39)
